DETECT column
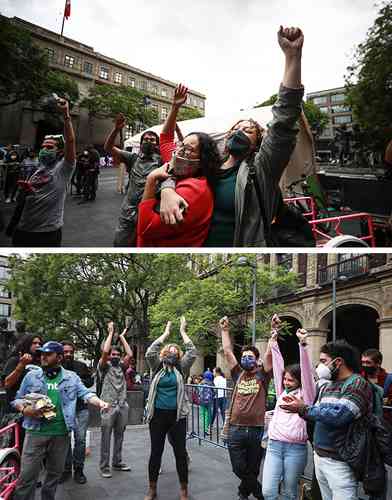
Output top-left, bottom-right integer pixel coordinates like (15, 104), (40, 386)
(378, 317), (392, 371)
(303, 328), (329, 365)
(306, 255), (318, 289)
(216, 347), (231, 378)
(190, 353), (204, 377)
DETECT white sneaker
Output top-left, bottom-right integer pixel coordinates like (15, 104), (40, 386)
(5, 197), (11, 203)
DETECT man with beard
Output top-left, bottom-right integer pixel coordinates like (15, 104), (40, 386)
(2, 333), (43, 413)
(281, 340), (373, 500)
(12, 341), (109, 500)
(220, 315), (273, 500)
(104, 114), (161, 246)
(11, 97), (76, 247)
(59, 341), (94, 484)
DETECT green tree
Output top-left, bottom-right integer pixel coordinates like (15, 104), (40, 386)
(255, 93), (329, 134)
(0, 17), (49, 106)
(7, 254), (192, 362)
(345, 0), (392, 152)
(149, 255), (298, 354)
(177, 106), (204, 121)
(80, 84), (159, 143)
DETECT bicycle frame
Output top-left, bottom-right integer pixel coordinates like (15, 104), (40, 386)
(0, 422), (21, 499)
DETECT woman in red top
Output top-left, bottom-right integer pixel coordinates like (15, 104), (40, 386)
(137, 84), (221, 247)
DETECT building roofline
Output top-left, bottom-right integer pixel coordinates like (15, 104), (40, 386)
(307, 86), (347, 97)
(8, 15), (206, 99)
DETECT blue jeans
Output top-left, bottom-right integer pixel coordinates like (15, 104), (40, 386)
(262, 439), (308, 500)
(314, 452), (359, 500)
(211, 397), (226, 426)
(228, 425), (264, 499)
(65, 408), (90, 470)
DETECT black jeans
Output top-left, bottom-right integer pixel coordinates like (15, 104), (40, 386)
(148, 409), (188, 484)
(12, 228), (62, 247)
(228, 425), (264, 499)
(211, 397), (226, 426)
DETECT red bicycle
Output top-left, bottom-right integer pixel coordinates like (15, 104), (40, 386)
(0, 422), (21, 499)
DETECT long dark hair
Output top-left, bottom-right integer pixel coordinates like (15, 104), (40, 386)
(186, 132), (221, 189)
(11, 333), (43, 357)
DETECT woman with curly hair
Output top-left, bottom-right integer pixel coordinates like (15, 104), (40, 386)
(143, 317), (197, 500)
(136, 84), (221, 247)
(160, 26), (305, 247)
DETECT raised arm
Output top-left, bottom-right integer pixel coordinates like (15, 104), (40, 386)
(104, 113), (126, 161)
(270, 330), (284, 396)
(280, 26), (303, 89)
(263, 314), (281, 373)
(297, 328), (316, 405)
(57, 98), (76, 164)
(179, 316), (198, 370)
(99, 321), (115, 368)
(119, 327), (134, 367)
(161, 84), (188, 137)
(4, 354), (32, 389)
(145, 321), (172, 370)
(219, 316), (237, 370)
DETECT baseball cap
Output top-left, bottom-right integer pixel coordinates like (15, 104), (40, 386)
(37, 341), (64, 354)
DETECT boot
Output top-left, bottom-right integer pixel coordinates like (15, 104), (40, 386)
(144, 481), (157, 500)
(179, 482), (189, 500)
(74, 467), (87, 484)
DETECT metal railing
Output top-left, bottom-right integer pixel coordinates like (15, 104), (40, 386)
(186, 384), (233, 449)
(318, 254), (369, 285)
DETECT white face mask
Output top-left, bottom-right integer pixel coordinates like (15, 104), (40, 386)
(316, 363), (331, 381)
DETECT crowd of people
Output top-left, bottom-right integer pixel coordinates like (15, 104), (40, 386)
(0, 25), (310, 248)
(1, 313), (391, 500)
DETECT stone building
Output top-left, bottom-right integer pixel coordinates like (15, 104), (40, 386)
(0, 16), (206, 151)
(190, 253), (392, 376)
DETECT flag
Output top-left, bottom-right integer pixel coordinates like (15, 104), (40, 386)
(64, 0), (71, 20)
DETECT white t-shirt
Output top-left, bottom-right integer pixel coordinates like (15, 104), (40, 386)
(214, 375), (227, 398)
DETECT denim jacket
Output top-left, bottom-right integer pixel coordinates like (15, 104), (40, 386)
(12, 367), (94, 432)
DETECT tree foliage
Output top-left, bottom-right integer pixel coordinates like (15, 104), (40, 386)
(149, 255), (298, 353)
(177, 106), (204, 121)
(80, 83), (159, 128)
(345, 1), (392, 151)
(7, 254), (192, 362)
(255, 93), (329, 134)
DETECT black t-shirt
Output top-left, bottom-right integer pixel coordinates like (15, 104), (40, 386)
(2, 355), (39, 411)
(63, 360), (93, 411)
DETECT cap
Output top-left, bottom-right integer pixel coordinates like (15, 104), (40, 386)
(37, 341), (64, 354)
(203, 370), (214, 382)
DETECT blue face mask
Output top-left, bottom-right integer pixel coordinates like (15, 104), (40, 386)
(241, 355), (257, 371)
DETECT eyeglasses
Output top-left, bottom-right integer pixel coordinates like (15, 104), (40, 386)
(176, 142), (197, 155)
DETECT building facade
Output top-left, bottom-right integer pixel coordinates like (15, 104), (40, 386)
(188, 253), (392, 376)
(0, 16), (206, 151)
(0, 256), (13, 331)
(306, 86), (354, 155)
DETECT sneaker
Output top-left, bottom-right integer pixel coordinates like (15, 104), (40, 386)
(74, 468), (87, 484)
(112, 463), (131, 471)
(58, 470), (72, 484)
(100, 468), (112, 478)
(5, 197), (11, 203)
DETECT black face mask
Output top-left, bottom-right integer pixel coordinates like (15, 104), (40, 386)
(362, 365), (377, 376)
(141, 142), (156, 157)
(162, 353), (178, 366)
(42, 366), (61, 379)
(111, 358), (121, 367)
(226, 130), (252, 158)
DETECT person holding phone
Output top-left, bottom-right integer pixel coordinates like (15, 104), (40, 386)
(262, 318), (316, 500)
(136, 84), (221, 247)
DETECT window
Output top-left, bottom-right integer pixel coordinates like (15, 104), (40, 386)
(319, 106), (329, 113)
(331, 105), (350, 113)
(128, 77), (135, 88)
(161, 107), (168, 120)
(0, 286), (10, 299)
(0, 304), (11, 317)
(0, 266), (9, 280)
(331, 93), (345, 103)
(114, 72), (123, 84)
(312, 96), (328, 105)
(99, 66), (109, 80)
(320, 128), (333, 138)
(161, 88), (168, 97)
(151, 84), (158, 95)
(297, 254), (308, 287)
(46, 47), (55, 62)
(333, 115), (352, 125)
(64, 55), (75, 68)
(84, 61), (93, 74)
(139, 80), (147, 91)
(276, 254), (293, 271)
(152, 104), (159, 113)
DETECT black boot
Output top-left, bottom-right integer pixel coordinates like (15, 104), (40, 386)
(59, 470), (72, 484)
(74, 467), (87, 484)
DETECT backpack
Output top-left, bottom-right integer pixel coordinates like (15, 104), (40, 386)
(199, 383), (214, 406)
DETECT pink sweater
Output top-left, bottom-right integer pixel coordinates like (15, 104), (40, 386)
(268, 342), (316, 444)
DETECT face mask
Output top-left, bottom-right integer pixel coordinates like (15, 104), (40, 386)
(141, 141), (156, 156)
(168, 151), (200, 178)
(315, 363), (331, 381)
(226, 130), (252, 158)
(362, 365), (377, 376)
(42, 365), (61, 379)
(39, 149), (57, 167)
(241, 355), (257, 371)
(162, 353), (178, 366)
(111, 358), (121, 367)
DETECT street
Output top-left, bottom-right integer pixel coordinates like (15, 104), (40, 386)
(0, 167), (123, 248)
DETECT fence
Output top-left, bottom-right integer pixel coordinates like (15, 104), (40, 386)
(185, 384), (233, 449)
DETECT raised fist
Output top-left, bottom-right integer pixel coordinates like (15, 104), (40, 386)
(114, 113), (126, 131)
(271, 314), (282, 331)
(173, 84), (188, 109)
(296, 328), (309, 344)
(278, 26), (304, 56)
(219, 316), (229, 330)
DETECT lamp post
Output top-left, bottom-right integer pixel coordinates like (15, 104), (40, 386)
(236, 256), (257, 346)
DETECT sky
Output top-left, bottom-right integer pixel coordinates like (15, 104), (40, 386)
(0, 0), (380, 116)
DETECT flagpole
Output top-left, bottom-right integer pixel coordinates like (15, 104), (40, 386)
(61, 0), (67, 37)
